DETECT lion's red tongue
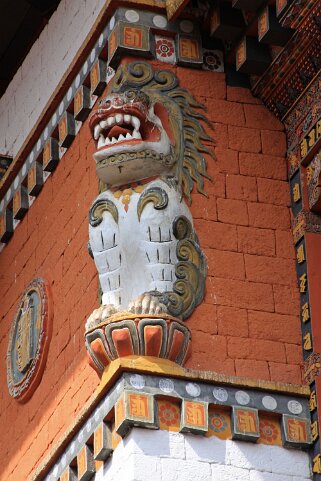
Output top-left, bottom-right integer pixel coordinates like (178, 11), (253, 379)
(108, 125), (132, 138)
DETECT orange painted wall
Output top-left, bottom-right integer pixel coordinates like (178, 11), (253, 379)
(0, 61), (302, 480)
(0, 122), (100, 481)
(179, 68), (302, 385)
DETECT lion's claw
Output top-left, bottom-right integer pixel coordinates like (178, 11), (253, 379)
(85, 304), (117, 331)
(128, 293), (167, 315)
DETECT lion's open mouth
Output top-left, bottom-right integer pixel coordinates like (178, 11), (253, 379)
(94, 113), (142, 147)
(89, 104), (163, 157)
(89, 92), (173, 184)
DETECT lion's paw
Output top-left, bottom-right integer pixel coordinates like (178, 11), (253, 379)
(85, 304), (117, 331)
(128, 293), (168, 315)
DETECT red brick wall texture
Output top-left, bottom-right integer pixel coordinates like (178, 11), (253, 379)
(0, 63), (301, 480)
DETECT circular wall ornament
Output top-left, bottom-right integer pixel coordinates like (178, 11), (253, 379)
(262, 395), (277, 411)
(129, 374), (145, 389)
(153, 15), (167, 28)
(213, 387), (228, 402)
(159, 378), (174, 393)
(185, 382), (201, 397)
(6, 278), (52, 402)
(235, 390), (250, 405)
(125, 9), (139, 22)
(179, 20), (194, 33)
(287, 400), (303, 414)
(109, 16), (115, 30)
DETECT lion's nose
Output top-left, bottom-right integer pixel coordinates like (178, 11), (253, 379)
(113, 97), (124, 107)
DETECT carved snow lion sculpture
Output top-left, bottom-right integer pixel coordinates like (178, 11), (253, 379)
(85, 62), (214, 367)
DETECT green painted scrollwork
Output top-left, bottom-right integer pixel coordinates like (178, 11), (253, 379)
(89, 199), (119, 226)
(137, 187), (169, 221)
(112, 62), (178, 94)
(158, 216), (207, 320)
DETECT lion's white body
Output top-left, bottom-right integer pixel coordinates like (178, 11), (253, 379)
(89, 179), (192, 311)
(86, 62), (212, 327)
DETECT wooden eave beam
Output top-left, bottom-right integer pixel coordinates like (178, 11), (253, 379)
(210, 3), (246, 41)
(258, 5), (294, 46)
(232, 0), (266, 12)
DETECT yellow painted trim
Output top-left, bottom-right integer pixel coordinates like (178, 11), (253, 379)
(98, 356), (310, 397)
(166, 0), (189, 20)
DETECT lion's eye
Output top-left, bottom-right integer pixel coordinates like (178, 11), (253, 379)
(99, 98), (111, 107)
(125, 90), (137, 100)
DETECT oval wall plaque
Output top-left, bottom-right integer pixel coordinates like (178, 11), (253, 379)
(6, 278), (52, 402)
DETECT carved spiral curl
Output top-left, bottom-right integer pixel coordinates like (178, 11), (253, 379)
(176, 262), (199, 292)
(89, 199), (119, 226)
(137, 187), (169, 221)
(152, 70), (178, 91)
(112, 62), (153, 91)
(159, 216), (207, 320)
(173, 215), (193, 240)
(112, 62), (178, 94)
(177, 239), (202, 267)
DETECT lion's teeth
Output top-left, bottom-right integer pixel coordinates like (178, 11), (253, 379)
(133, 130), (141, 139)
(107, 116), (114, 127)
(115, 113), (123, 124)
(96, 113), (142, 146)
(94, 125), (101, 140)
(97, 134), (105, 148)
(131, 116), (140, 131)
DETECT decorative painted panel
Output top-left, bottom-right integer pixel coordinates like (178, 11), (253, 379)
(40, 370), (311, 481)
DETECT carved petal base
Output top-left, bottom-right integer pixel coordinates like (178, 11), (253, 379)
(85, 314), (192, 375)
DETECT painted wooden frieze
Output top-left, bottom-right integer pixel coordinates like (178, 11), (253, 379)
(86, 62), (214, 369)
(41, 368), (311, 481)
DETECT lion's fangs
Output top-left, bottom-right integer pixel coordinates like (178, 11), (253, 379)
(94, 113), (142, 145)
